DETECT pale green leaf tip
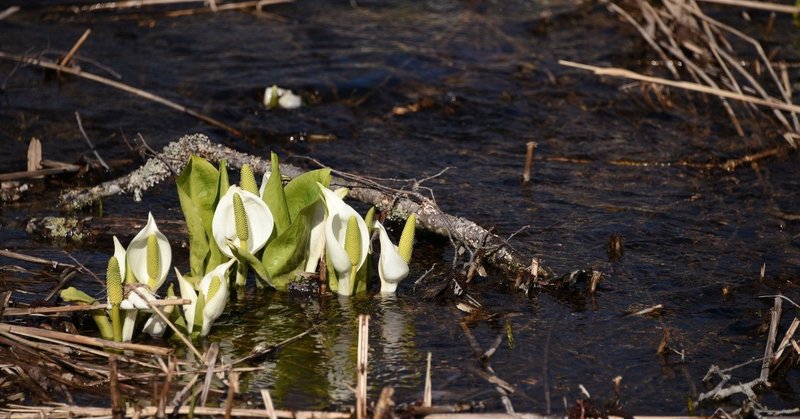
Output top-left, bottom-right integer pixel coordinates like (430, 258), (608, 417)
(60, 287), (96, 304)
(364, 207), (376, 234)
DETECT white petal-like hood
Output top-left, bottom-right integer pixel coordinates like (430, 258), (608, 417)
(126, 212), (172, 291)
(375, 221), (410, 293)
(212, 186), (274, 258)
(199, 259), (235, 336)
(175, 268), (198, 334)
(318, 184), (369, 295)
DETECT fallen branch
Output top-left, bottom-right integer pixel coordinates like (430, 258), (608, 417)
(59, 133), (544, 281)
(0, 51), (242, 138)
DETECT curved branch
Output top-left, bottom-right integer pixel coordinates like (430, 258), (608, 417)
(59, 133), (549, 281)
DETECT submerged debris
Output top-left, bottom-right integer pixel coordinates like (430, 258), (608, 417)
(25, 216), (90, 243)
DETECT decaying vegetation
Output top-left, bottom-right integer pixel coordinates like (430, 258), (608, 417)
(1, 0), (799, 417)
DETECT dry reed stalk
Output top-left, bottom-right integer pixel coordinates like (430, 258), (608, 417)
(59, 29), (92, 67)
(75, 111), (111, 172)
(0, 6), (20, 20)
(130, 287), (205, 362)
(423, 352), (432, 407)
(679, 0), (800, 133)
(0, 291), (11, 317)
(0, 165), (84, 182)
(626, 304), (663, 317)
(109, 356), (124, 419)
(696, 0), (800, 13)
(0, 322), (172, 355)
(771, 317), (799, 363)
(162, 0), (292, 17)
(77, 0), (216, 11)
(27, 138), (42, 173)
(761, 295), (782, 381)
(200, 342), (220, 406)
(259, 389), (278, 419)
(1, 323), (163, 370)
(522, 141), (536, 184)
(458, 322), (515, 414)
(581, 0), (800, 148)
(1, 298), (190, 317)
(1, 404), (353, 418)
(225, 370), (239, 419)
(560, 60), (800, 115)
(0, 51), (242, 138)
(157, 357), (176, 417)
(356, 314), (369, 419)
(373, 387), (394, 419)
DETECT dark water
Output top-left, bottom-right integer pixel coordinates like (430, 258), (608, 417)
(2, 0), (800, 414)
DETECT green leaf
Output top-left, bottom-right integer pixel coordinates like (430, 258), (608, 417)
(353, 258), (369, 294)
(261, 201), (316, 291)
(364, 207), (375, 236)
(93, 311), (114, 341)
(177, 156), (221, 278)
(60, 287), (114, 340)
(218, 159), (230, 198)
(262, 152), (291, 235)
(228, 243), (271, 283)
(284, 168), (332, 220)
(60, 287), (97, 304)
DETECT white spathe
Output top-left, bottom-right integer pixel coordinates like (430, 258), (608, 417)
(176, 259), (235, 336)
(212, 186), (274, 258)
(126, 212), (172, 291)
(304, 201), (327, 273)
(175, 268), (198, 334)
(119, 286), (159, 342)
(374, 221), (410, 293)
(318, 184), (369, 296)
(199, 259), (234, 336)
(263, 86), (302, 110)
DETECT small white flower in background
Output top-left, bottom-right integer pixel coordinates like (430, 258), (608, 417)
(263, 85), (302, 110)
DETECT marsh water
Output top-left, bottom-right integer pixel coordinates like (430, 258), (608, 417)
(1, 0), (800, 414)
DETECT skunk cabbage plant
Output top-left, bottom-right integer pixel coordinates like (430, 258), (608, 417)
(374, 214), (416, 293)
(318, 184), (369, 296)
(176, 259), (235, 337)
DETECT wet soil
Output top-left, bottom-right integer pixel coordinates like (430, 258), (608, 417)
(1, 0), (800, 414)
